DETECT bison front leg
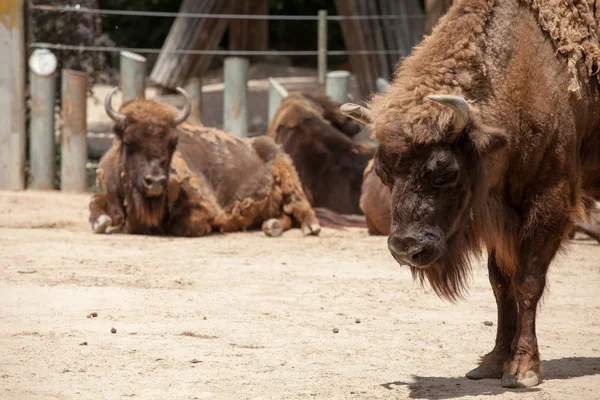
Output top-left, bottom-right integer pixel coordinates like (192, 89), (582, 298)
(89, 193), (125, 233)
(499, 234), (563, 388)
(271, 155), (321, 236)
(466, 251), (517, 380)
(262, 215), (293, 237)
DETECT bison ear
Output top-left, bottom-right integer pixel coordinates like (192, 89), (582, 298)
(467, 124), (508, 156)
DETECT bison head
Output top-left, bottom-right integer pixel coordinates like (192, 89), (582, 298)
(341, 95), (508, 299)
(105, 87), (190, 199)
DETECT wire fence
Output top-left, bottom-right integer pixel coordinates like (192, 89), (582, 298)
(29, 3), (428, 56)
(30, 43), (408, 57)
(30, 4), (437, 21)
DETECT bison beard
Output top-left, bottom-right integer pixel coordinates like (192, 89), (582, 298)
(126, 189), (167, 234)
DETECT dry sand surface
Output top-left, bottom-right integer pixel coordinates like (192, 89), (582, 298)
(1, 190), (600, 400)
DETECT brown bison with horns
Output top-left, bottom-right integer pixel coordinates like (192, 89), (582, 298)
(342, 0), (600, 389)
(266, 78), (376, 215)
(89, 87), (321, 238)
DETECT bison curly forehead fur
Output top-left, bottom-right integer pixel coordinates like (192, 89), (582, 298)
(369, 1), (492, 145)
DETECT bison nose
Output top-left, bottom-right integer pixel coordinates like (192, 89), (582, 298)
(143, 175), (166, 196)
(387, 234), (437, 268)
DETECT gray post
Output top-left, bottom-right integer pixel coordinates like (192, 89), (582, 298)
(326, 70), (351, 104)
(0, 0), (26, 190)
(61, 69), (88, 192)
(376, 77), (390, 93)
(29, 49), (58, 190)
(318, 10), (328, 85)
(120, 50), (146, 103)
(223, 57), (249, 137)
(184, 77), (202, 125)
(267, 77), (289, 124)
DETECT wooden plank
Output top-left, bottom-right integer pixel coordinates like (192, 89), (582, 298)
(229, 0), (268, 56)
(0, 0), (26, 189)
(150, 0), (236, 90)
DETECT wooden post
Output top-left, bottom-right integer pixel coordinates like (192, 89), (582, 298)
(0, 0), (26, 190)
(318, 10), (328, 85)
(61, 69), (88, 192)
(120, 50), (146, 103)
(29, 49), (57, 190)
(223, 57), (249, 137)
(326, 70), (351, 103)
(184, 77), (202, 125)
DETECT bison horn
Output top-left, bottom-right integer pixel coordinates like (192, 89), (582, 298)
(340, 103), (372, 125)
(173, 87), (191, 125)
(426, 94), (470, 133)
(104, 86), (126, 123)
(268, 77), (289, 98)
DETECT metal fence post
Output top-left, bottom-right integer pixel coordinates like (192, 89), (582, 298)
(61, 69), (87, 192)
(120, 50), (146, 103)
(0, 0), (26, 190)
(326, 70), (351, 104)
(318, 9), (328, 85)
(184, 77), (202, 125)
(29, 49), (57, 190)
(376, 77), (390, 93)
(223, 57), (249, 137)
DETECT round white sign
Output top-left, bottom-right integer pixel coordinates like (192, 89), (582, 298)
(29, 49), (58, 77)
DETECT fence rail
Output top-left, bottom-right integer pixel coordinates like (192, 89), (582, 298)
(29, 42), (408, 56)
(30, 4), (436, 21)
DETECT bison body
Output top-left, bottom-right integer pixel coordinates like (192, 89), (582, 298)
(342, 0), (600, 389)
(89, 90), (320, 238)
(267, 91), (375, 215)
(359, 159), (391, 236)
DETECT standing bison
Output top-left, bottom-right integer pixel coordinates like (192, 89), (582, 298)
(341, 0), (600, 389)
(89, 87), (321, 238)
(266, 79), (376, 215)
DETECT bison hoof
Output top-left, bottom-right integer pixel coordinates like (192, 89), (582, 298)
(500, 370), (540, 388)
(301, 221), (321, 236)
(93, 214), (112, 234)
(466, 364), (503, 380)
(262, 218), (284, 237)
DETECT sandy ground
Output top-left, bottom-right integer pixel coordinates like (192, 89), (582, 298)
(1, 190), (600, 400)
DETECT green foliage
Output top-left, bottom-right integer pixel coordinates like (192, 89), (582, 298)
(98, 0), (183, 50)
(31, 0), (115, 100)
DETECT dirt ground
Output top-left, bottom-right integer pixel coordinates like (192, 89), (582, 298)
(1, 191), (599, 400)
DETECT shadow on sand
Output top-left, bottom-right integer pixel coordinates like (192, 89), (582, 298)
(380, 357), (600, 399)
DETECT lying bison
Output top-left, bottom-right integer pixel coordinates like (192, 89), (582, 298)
(359, 159), (391, 236)
(341, 0), (600, 389)
(89, 87), (321, 238)
(266, 79), (375, 215)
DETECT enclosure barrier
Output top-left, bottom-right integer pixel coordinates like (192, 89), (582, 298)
(326, 70), (351, 104)
(13, 4), (428, 191)
(0, 0), (26, 190)
(29, 49), (58, 190)
(223, 57), (249, 137)
(318, 10), (328, 84)
(61, 69), (88, 192)
(120, 50), (147, 102)
(185, 77), (203, 125)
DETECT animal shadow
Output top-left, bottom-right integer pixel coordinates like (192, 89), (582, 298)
(380, 357), (600, 399)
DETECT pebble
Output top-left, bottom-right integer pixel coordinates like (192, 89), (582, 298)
(355, 319), (361, 324)
(333, 328), (339, 333)
(111, 327), (117, 334)
(79, 341), (88, 346)
(484, 321), (494, 326)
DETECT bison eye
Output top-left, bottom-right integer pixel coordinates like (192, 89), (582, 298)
(434, 170), (458, 187)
